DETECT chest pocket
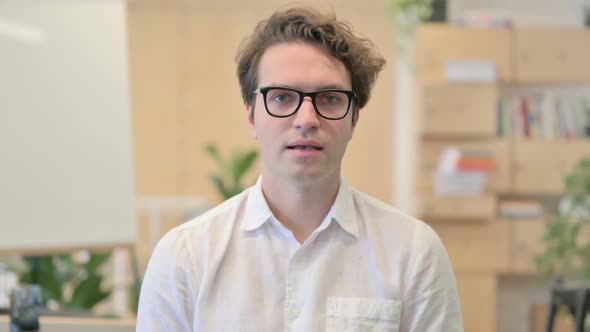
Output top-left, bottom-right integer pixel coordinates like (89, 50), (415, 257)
(326, 297), (401, 332)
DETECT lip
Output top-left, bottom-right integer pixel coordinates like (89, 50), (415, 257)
(285, 139), (324, 150)
(285, 139), (324, 158)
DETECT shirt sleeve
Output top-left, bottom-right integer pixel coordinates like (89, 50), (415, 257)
(400, 223), (464, 332)
(136, 227), (197, 332)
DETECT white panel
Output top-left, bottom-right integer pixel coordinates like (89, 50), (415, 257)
(449, 0), (586, 27)
(0, 0), (136, 252)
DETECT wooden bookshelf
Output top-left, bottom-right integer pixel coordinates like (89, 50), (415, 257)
(414, 24), (590, 332)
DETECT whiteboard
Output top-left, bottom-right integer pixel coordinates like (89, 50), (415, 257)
(0, 0), (136, 253)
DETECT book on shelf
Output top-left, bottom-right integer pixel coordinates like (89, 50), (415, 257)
(456, 157), (496, 171)
(433, 147), (496, 196)
(498, 92), (590, 140)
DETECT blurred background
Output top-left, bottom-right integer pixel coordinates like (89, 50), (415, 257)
(1, 0), (590, 331)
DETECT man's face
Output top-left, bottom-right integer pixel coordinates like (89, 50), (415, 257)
(247, 42), (357, 183)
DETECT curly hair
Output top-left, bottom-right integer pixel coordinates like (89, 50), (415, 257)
(236, 7), (386, 111)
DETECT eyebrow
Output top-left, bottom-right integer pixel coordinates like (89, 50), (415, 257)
(266, 83), (351, 91)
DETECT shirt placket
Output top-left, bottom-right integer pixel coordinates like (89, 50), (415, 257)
(284, 248), (304, 332)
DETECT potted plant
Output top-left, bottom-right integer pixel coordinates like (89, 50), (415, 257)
(534, 156), (590, 329)
(535, 156), (590, 281)
(19, 251), (112, 313)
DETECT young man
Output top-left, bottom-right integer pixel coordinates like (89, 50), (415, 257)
(137, 7), (463, 332)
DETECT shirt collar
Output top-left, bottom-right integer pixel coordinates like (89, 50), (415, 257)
(329, 178), (359, 238)
(240, 176), (273, 232)
(239, 176), (359, 239)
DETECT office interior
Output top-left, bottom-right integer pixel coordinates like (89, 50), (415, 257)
(1, 0), (590, 331)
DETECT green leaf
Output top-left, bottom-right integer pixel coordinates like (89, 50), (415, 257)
(38, 257), (63, 303)
(204, 143), (225, 169)
(85, 253), (111, 273)
(205, 144), (258, 200)
(67, 275), (111, 309)
(235, 151), (258, 182)
(20, 256), (63, 305)
(206, 144), (258, 199)
(578, 158), (590, 170)
(229, 149), (244, 183)
(56, 255), (74, 283)
(209, 175), (232, 199)
(128, 276), (142, 314)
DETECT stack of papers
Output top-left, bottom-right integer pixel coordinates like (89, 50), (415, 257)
(498, 200), (544, 219)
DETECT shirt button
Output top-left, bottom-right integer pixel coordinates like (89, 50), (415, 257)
(290, 306), (301, 319)
(327, 302), (336, 315)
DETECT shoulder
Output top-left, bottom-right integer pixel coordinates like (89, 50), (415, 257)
(153, 187), (253, 260)
(350, 188), (443, 251)
(351, 189), (434, 233)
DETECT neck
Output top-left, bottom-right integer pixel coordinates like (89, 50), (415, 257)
(261, 172), (340, 244)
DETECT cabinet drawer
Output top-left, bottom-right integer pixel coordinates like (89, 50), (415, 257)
(515, 29), (590, 83)
(430, 219), (510, 272)
(421, 195), (497, 221)
(510, 218), (545, 274)
(512, 140), (590, 194)
(419, 140), (510, 193)
(416, 24), (513, 82)
(421, 84), (498, 137)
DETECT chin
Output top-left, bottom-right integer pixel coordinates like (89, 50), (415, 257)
(289, 167), (328, 182)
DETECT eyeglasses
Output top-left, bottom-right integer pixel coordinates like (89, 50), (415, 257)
(253, 86), (356, 120)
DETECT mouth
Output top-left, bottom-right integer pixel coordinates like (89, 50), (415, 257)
(286, 145), (324, 151)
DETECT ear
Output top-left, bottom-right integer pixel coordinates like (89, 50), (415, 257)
(351, 107), (360, 130)
(246, 104), (257, 139)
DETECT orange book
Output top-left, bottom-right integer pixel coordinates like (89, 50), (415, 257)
(456, 158), (496, 171)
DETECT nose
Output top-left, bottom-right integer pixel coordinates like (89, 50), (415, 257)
(293, 97), (320, 132)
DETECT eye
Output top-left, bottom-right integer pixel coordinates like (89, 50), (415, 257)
(267, 89), (297, 104)
(318, 93), (344, 105)
(271, 94), (291, 103)
(323, 95), (340, 104)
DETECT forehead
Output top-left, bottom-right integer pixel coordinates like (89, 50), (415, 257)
(257, 42), (351, 91)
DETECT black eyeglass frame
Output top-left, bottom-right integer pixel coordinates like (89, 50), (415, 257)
(253, 86), (356, 120)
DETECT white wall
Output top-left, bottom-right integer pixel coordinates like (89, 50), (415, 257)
(0, 0), (136, 252)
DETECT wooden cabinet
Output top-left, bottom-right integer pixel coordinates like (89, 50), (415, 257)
(416, 24), (513, 82)
(515, 29), (590, 83)
(420, 140), (510, 193)
(509, 218), (545, 274)
(415, 24), (590, 332)
(430, 219), (510, 272)
(455, 273), (497, 332)
(421, 84), (498, 137)
(421, 195), (497, 222)
(512, 139), (590, 194)
(418, 24), (590, 84)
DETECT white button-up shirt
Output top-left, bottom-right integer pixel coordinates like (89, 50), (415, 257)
(136, 177), (463, 331)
